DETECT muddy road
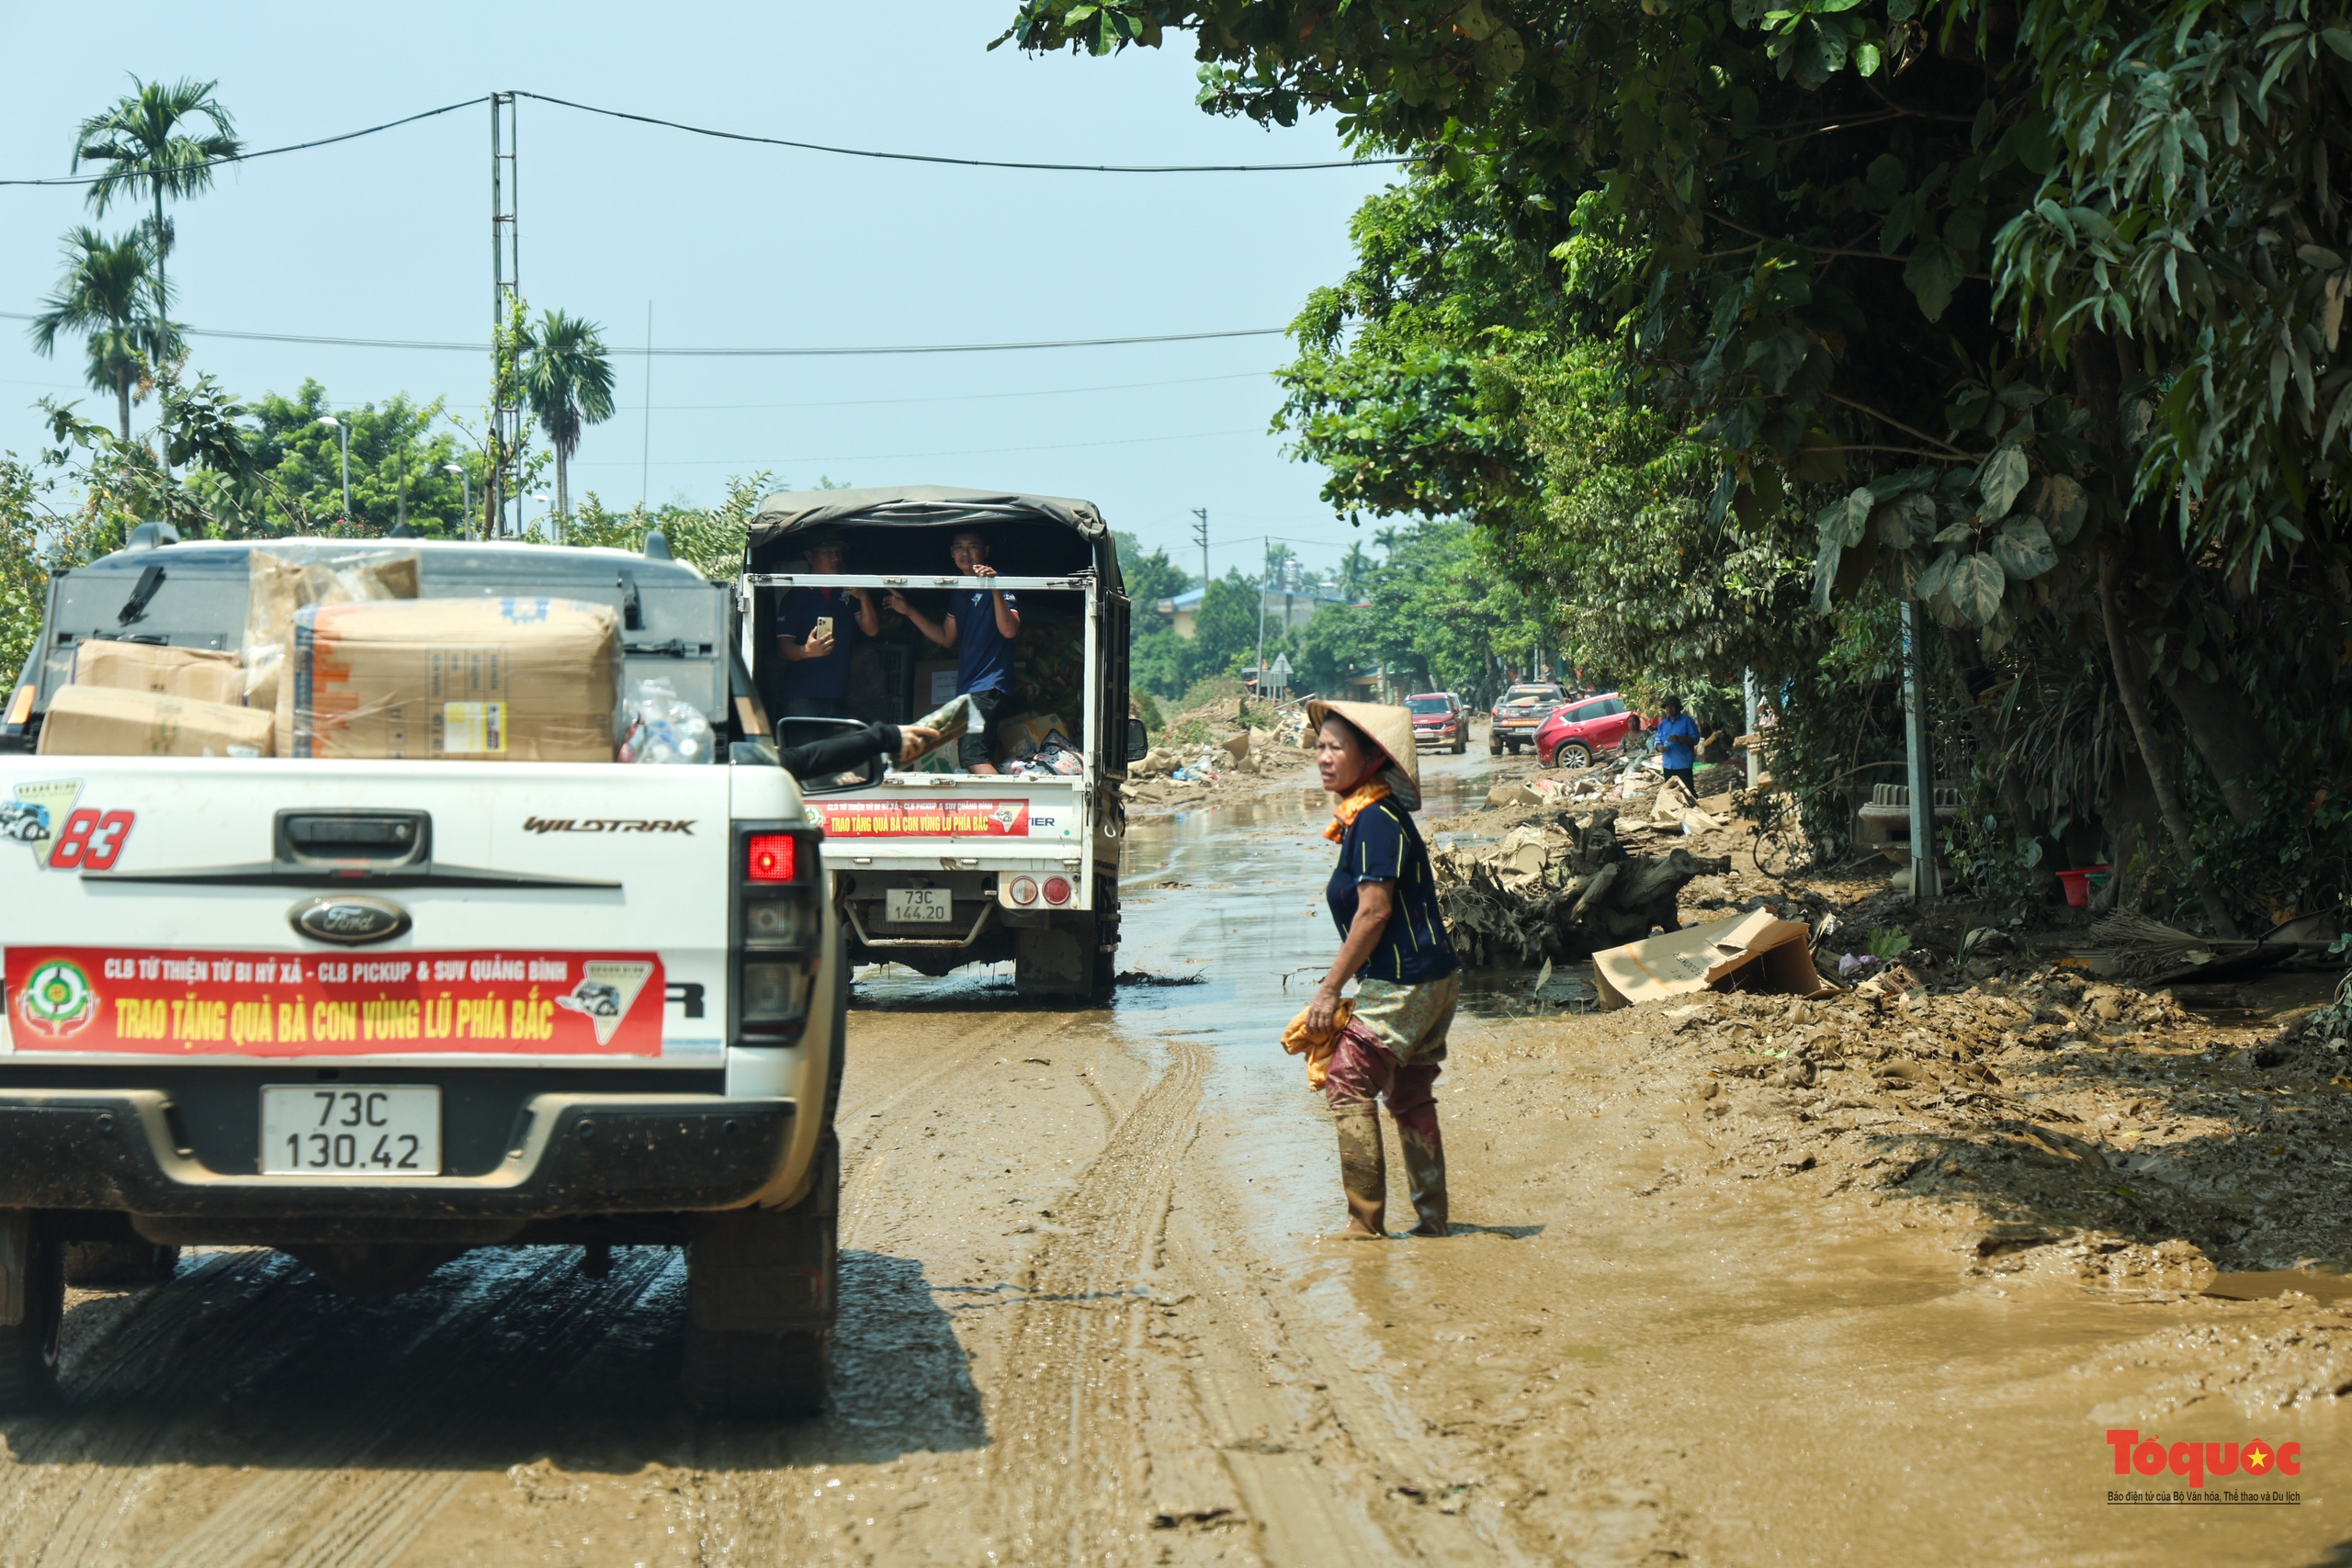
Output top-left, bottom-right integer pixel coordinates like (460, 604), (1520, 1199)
(3, 746), (2346, 1565)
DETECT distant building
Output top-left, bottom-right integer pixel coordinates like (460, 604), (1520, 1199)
(1155, 585), (1355, 640)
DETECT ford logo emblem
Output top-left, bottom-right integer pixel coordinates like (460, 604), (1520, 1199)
(288, 895), (412, 946)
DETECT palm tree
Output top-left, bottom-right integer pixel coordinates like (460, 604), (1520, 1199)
(28, 227), (174, 438)
(523, 310), (617, 534)
(73, 77), (243, 330)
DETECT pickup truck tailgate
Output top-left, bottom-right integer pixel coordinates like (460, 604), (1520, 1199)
(0, 759), (735, 1065)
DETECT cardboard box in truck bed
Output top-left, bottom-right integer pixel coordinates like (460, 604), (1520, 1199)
(72, 641), (246, 706)
(38, 685), (274, 758)
(279, 597), (620, 761)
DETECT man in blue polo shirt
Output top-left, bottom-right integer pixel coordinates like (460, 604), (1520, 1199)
(1655, 694), (1703, 796)
(887, 528), (1021, 774)
(774, 535), (880, 719)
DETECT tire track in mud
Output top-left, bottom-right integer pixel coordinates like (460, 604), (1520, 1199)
(977, 1035), (1227, 1563)
(140, 1246), (679, 1568)
(0, 1249), (333, 1567)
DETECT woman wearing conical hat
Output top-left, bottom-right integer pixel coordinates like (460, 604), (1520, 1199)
(1303, 699), (1460, 1238)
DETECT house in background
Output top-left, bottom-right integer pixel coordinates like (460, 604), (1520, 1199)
(1154, 584), (1355, 639)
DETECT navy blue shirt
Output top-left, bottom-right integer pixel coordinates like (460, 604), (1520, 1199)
(953, 586), (1019, 696)
(776, 587), (859, 700)
(1328, 798), (1459, 984)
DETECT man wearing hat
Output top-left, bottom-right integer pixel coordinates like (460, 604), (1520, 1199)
(774, 533), (880, 719)
(1302, 699), (1460, 1239)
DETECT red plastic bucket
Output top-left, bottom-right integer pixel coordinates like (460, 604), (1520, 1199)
(2056, 865), (2110, 908)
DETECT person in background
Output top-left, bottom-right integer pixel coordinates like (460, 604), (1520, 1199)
(886, 528), (1021, 774)
(1306, 699), (1460, 1240)
(1654, 695), (1704, 796)
(774, 533), (880, 719)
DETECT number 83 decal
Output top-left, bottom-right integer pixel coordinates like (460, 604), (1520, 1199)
(51, 808), (134, 871)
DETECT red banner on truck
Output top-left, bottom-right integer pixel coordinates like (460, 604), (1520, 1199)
(814, 799), (1031, 837)
(3, 947), (664, 1057)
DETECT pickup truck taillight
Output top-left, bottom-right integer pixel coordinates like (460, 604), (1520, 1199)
(732, 823), (822, 1043)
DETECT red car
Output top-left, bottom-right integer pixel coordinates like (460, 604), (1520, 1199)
(1533, 692), (1643, 769)
(1407, 693), (1467, 753)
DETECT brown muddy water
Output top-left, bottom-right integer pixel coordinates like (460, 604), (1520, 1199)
(0, 748), (2342, 1565)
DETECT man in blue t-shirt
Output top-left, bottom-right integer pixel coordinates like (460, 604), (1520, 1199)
(774, 536), (880, 718)
(887, 528), (1022, 774)
(1654, 694), (1704, 796)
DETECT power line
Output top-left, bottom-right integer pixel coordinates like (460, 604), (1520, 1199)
(0, 98), (489, 188)
(0, 91), (1404, 190)
(571, 425), (1264, 468)
(608, 370), (1272, 412)
(514, 91), (1408, 173)
(0, 310), (1283, 357)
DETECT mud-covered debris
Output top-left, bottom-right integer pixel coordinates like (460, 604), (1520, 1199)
(1432, 806), (1732, 965)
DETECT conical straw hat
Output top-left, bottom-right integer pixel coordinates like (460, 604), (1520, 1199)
(1305, 698), (1420, 810)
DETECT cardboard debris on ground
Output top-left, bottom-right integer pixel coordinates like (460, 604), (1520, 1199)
(39, 684), (275, 759)
(71, 640), (244, 706)
(279, 597), (620, 762)
(1591, 907), (1840, 1010)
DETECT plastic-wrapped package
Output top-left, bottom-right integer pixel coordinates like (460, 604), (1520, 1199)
(618, 676), (716, 764)
(279, 597), (620, 761)
(243, 544), (421, 714)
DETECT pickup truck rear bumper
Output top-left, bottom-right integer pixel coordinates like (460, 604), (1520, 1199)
(0, 1089), (793, 1229)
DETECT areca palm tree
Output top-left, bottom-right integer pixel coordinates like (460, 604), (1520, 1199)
(73, 77), (242, 327)
(522, 310), (617, 533)
(28, 228), (175, 438)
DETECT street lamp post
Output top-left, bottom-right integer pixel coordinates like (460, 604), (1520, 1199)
(317, 416), (351, 527)
(443, 463), (470, 538)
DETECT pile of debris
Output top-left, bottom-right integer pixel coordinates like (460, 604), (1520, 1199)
(1431, 805), (1734, 965)
(1125, 727), (1306, 808)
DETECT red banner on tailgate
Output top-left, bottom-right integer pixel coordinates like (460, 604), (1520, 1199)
(4, 948), (664, 1057)
(815, 799), (1030, 837)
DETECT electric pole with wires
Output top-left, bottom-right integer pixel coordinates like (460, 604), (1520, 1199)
(1190, 507), (1208, 591)
(489, 92), (519, 538)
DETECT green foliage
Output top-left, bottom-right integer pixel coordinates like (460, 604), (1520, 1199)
(176, 381), (468, 537)
(1865, 926), (1911, 962)
(26, 226), (175, 439)
(522, 308), (616, 525)
(566, 474), (772, 581)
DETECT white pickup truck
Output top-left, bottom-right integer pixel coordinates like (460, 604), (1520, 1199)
(0, 526), (844, 1416)
(741, 487), (1144, 998)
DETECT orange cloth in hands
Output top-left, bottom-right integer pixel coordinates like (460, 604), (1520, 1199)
(1282, 996), (1355, 1089)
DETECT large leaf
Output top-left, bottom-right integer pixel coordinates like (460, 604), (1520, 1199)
(1989, 515), (2057, 579)
(1975, 445), (2030, 520)
(2035, 474), (2088, 544)
(1913, 550), (1958, 603)
(1947, 552), (2007, 625)
(1813, 536), (1843, 615)
(1871, 491), (1938, 549)
(1812, 485), (1873, 547)
(1903, 238), (1966, 321)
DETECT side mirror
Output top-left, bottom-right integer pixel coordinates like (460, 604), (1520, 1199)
(775, 716), (883, 794)
(1125, 716), (1150, 762)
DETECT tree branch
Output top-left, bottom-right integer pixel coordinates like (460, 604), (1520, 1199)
(1823, 393), (1973, 458)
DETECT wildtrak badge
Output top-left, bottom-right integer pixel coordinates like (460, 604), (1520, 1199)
(523, 818), (695, 835)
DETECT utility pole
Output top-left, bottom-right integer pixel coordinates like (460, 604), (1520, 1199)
(490, 92), (519, 538)
(1902, 600), (1939, 901)
(1743, 667), (1760, 790)
(1190, 507), (1209, 591)
(640, 301), (653, 510)
(1254, 536), (1270, 697)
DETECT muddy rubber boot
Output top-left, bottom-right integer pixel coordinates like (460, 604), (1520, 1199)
(1334, 1106), (1386, 1238)
(1397, 1121), (1449, 1237)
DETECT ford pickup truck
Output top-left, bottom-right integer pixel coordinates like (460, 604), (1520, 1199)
(0, 527), (844, 1416)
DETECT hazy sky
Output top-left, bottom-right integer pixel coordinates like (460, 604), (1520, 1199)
(0, 3), (1396, 580)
